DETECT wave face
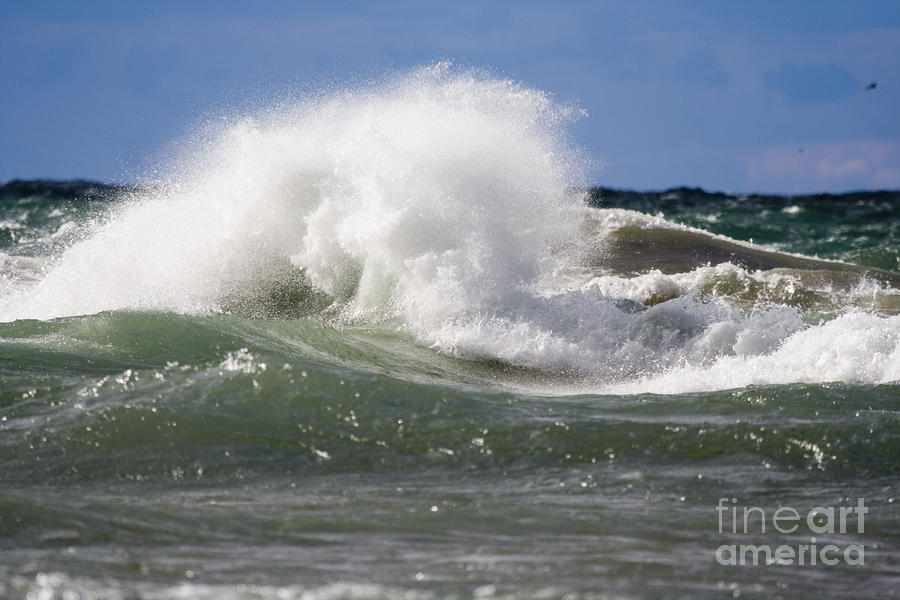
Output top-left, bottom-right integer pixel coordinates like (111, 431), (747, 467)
(2, 65), (900, 600)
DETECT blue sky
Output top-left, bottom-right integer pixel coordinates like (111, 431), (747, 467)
(1, 0), (898, 193)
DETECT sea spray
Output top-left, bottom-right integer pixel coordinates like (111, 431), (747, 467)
(0, 63), (586, 324)
(0, 64), (898, 392)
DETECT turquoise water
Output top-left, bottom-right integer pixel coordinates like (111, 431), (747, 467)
(1, 67), (899, 599)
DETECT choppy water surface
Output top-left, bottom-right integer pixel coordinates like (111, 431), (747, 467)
(1, 66), (898, 599)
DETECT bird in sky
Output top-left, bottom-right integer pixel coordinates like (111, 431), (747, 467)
(864, 81), (878, 90)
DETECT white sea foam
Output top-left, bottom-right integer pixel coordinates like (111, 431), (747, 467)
(4, 572), (432, 600)
(4, 571), (615, 600)
(1, 63), (897, 393)
(603, 312), (900, 394)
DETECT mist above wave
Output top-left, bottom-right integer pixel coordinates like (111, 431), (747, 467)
(1, 63), (585, 321)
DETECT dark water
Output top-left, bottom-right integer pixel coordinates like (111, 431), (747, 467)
(590, 187), (900, 272)
(1, 179), (898, 600)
